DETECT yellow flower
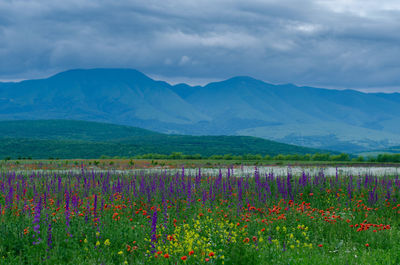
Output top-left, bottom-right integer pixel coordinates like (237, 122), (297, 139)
(290, 245), (295, 249)
(84, 238), (88, 244)
(96, 232), (100, 237)
(104, 239), (110, 246)
(96, 241), (100, 246)
(118, 251), (123, 255)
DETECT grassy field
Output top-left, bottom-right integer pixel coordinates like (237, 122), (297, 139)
(0, 158), (399, 171)
(0, 164), (399, 264)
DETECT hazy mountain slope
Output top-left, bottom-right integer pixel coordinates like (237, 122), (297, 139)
(0, 69), (209, 124)
(1, 68), (400, 152)
(174, 77), (400, 152)
(0, 120), (325, 159)
(0, 119), (161, 141)
(177, 77), (317, 124)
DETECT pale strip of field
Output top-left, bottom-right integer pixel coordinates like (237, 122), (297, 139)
(174, 166), (400, 177)
(3, 166), (399, 177)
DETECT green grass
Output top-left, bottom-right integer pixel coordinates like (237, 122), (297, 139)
(0, 166), (399, 264)
(0, 120), (327, 159)
(1, 158), (399, 172)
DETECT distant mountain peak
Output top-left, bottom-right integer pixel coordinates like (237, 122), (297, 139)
(49, 68), (152, 82)
(226, 75), (259, 81)
(221, 75), (267, 85)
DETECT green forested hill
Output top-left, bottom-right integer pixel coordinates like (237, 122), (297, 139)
(0, 120), (327, 159)
(0, 119), (161, 140)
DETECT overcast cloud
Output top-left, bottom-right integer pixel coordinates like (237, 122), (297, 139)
(0, 0), (399, 91)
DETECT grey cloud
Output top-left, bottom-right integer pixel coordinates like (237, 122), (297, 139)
(0, 0), (399, 91)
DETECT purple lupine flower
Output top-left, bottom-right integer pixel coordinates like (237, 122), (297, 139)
(47, 214), (53, 250)
(94, 194), (98, 217)
(151, 210), (158, 241)
(187, 175), (192, 204)
(150, 210), (158, 253)
(202, 190), (207, 203)
(85, 199), (90, 223)
(347, 176), (353, 199)
(7, 186), (13, 208)
(32, 197), (42, 245)
(65, 190), (72, 237)
(386, 180), (392, 200)
(287, 171), (293, 200)
(368, 186), (378, 205)
(237, 178), (243, 202)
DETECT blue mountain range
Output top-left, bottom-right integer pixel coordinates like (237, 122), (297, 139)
(1, 68), (399, 152)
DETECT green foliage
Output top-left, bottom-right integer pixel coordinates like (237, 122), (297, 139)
(131, 152), (360, 162)
(1, 167), (400, 264)
(0, 120), (327, 159)
(311, 153), (331, 161)
(376, 154), (400, 163)
(330, 153), (350, 161)
(353, 156), (365, 162)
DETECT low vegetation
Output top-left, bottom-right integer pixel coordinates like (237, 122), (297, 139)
(0, 167), (399, 264)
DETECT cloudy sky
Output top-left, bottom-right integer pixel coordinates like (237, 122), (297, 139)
(0, 0), (399, 92)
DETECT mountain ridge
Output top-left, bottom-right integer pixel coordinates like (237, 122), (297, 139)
(1, 68), (400, 153)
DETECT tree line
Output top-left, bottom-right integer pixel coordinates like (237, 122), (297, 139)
(128, 152), (351, 161)
(128, 152), (400, 162)
(6, 153), (400, 163)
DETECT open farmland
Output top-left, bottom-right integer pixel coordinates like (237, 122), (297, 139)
(0, 166), (399, 264)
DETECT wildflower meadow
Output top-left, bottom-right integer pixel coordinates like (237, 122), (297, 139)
(0, 166), (399, 264)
